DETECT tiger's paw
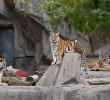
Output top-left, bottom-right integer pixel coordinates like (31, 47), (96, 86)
(56, 61), (61, 65)
(65, 51), (75, 54)
(51, 61), (56, 65)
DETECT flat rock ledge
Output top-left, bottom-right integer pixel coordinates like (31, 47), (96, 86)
(0, 85), (110, 100)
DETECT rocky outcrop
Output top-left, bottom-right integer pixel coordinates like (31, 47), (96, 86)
(0, 84), (110, 100)
(89, 32), (110, 55)
(94, 43), (110, 55)
(55, 53), (81, 85)
(1, 0), (49, 75)
(37, 53), (82, 86)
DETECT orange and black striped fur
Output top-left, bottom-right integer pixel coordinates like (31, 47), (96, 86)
(85, 51), (110, 71)
(49, 32), (85, 65)
(0, 58), (7, 85)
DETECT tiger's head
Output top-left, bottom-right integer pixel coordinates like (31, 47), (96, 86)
(99, 51), (108, 61)
(49, 32), (60, 42)
(0, 58), (6, 71)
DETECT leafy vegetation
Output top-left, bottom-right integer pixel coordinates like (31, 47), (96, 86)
(37, 0), (110, 37)
(12, 0), (110, 37)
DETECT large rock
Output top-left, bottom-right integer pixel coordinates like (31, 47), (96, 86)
(36, 65), (60, 86)
(55, 53), (81, 85)
(37, 53), (81, 86)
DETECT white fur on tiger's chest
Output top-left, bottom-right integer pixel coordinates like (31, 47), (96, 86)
(50, 39), (58, 64)
(0, 71), (3, 83)
(0, 58), (8, 86)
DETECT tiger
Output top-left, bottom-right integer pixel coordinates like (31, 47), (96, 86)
(98, 51), (110, 71)
(49, 32), (85, 65)
(102, 52), (110, 66)
(0, 58), (8, 86)
(85, 51), (110, 71)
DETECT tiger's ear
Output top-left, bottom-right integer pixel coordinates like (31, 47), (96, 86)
(57, 32), (59, 35)
(99, 51), (102, 55)
(49, 32), (52, 34)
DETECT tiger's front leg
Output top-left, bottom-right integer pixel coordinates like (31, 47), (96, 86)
(56, 50), (62, 65)
(51, 55), (57, 65)
(0, 71), (3, 83)
(0, 71), (8, 86)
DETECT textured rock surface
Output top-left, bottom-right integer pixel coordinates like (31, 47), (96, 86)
(87, 71), (110, 79)
(37, 53), (81, 86)
(0, 85), (110, 100)
(36, 64), (60, 86)
(55, 53), (81, 85)
(0, 0), (49, 74)
(94, 44), (110, 55)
